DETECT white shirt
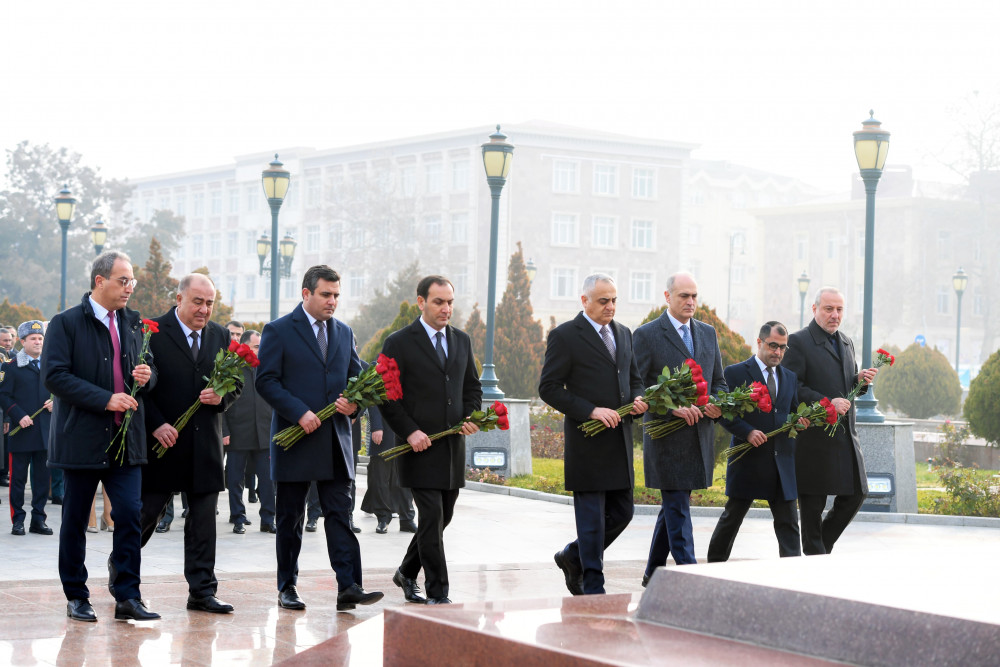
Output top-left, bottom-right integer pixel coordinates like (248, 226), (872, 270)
(666, 310), (691, 341)
(303, 309), (331, 344)
(174, 310), (200, 346)
(581, 312), (615, 352)
(89, 296), (120, 343)
(755, 355), (779, 395)
(419, 317), (448, 356)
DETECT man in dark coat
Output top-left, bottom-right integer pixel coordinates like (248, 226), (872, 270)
(256, 265), (382, 612)
(379, 275), (483, 605)
(633, 272), (726, 583)
(1, 320), (53, 535)
(43, 250), (159, 622)
(140, 273), (240, 614)
(539, 274), (647, 596)
(782, 287), (878, 555)
(223, 330), (275, 533)
(361, 413), (417, 533)
(708, 321), (807, 562)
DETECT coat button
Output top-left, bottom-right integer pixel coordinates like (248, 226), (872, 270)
(447, 399), (452, 406)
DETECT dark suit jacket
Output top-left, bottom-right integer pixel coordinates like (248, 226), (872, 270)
(143, 310), (239, 493)
(781, 319), (867, 496)
(0, 352), (50, 453)
(633, 312), (727, 490)
(538, 313), (644, 493)
(719, 357), (799, 502)
(378, 318), (482, 491)
(223, 366), (271, 451)
(256, 304), (362, 483)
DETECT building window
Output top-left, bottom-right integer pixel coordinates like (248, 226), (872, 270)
(283, 279), (295, 299)
(193, 193), (204, 217)
(306, 180), (321, 208)
(593, 164), (618, 196)
(245, 275), (256, 300)
(176, 195), (187, 217)
(552, 160), (579, 193)
(245, 231), (257, 254)
(973, 287), (983, 316)
(453, 266), (469, 295)
(451, 161), (469, 191)
(425, 163), (442, 194)
(425, 215), (441, 241)
(307, 225), (320, 252)
(401, 166), (416, 197)
(795, 235), (808, 261)
(227, 231), (238, 256)
(209, 233), (221, 257)
(551, 268), (577, 299)
(349, 275), (365, 297)
(191, 234), (204, 256)
(936, 287), (949, 314)
(451, 212), (468, 244)
(329, 223), (343, 248)
(229, 189), (240, 214)
(159, 196), (170, 211)
(938, 230), (951, 259)
(246, 187), (259, 211)
(210, 190), (222, 216)
(630, 271), (653, 302)
(552, 213), (579, 246)
(688, 225), (701, 245)
(631, 219), (654, 250)
(632, 168), (655, 199)
(349, 227), (365, 249)
(826, 234), (838, 259)
(591, 216), (617, 248)
(857, 234), (866, 258)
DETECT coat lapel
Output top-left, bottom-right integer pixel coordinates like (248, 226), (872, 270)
(160, 309), (198, 366)
(744, 357), (766, 386)
(574, 313), (616, 366)
(658, 312), (692, 359)
(409, 318), (445, 370)
(291, 304), (325, 364)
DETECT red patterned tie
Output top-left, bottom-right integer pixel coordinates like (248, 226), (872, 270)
(109, 312), (125, 425)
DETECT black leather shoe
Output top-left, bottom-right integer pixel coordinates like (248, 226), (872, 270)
(248, 490), (258, 503)
(392, 568), (426, 604)
(350, 518), (362, 534)
(229, 516), (252, 525)
(554, 549), (584, 596)
(51, 496), (63, 505)
(29, 522), (53, 535)
(260, 523), (277, 534)
(399, 520), (417, 533)
(155, 520), (171, 533)
(278, 586), (306, 610)
(426, 597), (452, 605)
(641, 573), (650, 588)
(115, 598), (161, 621)
(375, 520), (388, 534)
(186, 595), (234, 614)
(108, 556), (118, 598)
(67, 599), (97, 622)
(336, 583), (384, 611)
(11, 523), (25, 536)
(233, 523), (246, 534)
(305, 519), (318, 532)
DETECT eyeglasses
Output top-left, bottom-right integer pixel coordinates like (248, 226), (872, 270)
(765, 342), (788, 351)
(108, 276), (138, 289)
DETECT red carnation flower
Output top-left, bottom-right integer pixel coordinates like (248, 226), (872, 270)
(142, 319), (159, 333)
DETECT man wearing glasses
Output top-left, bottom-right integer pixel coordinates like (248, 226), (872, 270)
(43, 251), (160, 621)
(708, 321), (808, 562)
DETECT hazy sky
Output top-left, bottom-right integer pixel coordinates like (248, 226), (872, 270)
(3, 1), (997, 192)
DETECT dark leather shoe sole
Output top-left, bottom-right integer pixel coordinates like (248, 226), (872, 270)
(399, 523), (417, 533)
(392, 570), (427, 604)
(67, 601), (97, 622)
(155, 522), (171, 533)
(115, 600), (161, 621)
(554, 551), (584, 596)
(233, 524), (246, 534)
(305, 522), (318, 533)
(186, 598), (234, 614)
(426, 597), (452, 604)
(11, 525), (25, 536)
(29, 525), (53, 535)
(260, 524), (277, 533)
(278, 594), (306, 610)
(375, 524), (388, 534)
(336, 590), (384, 611)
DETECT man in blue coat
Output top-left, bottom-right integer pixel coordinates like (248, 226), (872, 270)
(708, 321), (808, 562)
(0, 320), (53, 536)
(256, 265), (383, 612)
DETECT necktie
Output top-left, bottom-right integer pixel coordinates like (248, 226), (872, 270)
(434, 331), (447, 367)
(766, 367), (777, 402)
(317, 321), (328, 361)
(109, 313), (125, 425)
(680, 324), (694, 356)
(599, 325), (616, 360)
(190, 331), (200, 361)
(829, 334), (841, 358)
(30, 359), (39, 372)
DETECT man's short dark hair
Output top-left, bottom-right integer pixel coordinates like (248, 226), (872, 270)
(759, 321), (788, 339)
(416, 275), (453, 299)
(90, 251), (132, 289)
(302, 265), (340, 292)
(240, 329), (259, 344)
(225, 320), (243, 330)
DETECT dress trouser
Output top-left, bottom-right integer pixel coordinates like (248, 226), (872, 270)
(645, 490), (697, 576)
(140, 490), (220, 597)
(9, 450), (48, 525)
(400, 487), (460, 599)
(563, 488), (634, 595)
(59, 461), (143, 601)
(707, 496), (801, 562)
(226, 449), (275, 525)
(798, 462), (865, 555)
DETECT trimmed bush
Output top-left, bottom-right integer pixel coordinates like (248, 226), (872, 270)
(965, 348), (1000, 445)
(877, 343), (961, 419)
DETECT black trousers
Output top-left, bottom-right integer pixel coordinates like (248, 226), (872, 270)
(361, 452), (415, 523)
(400, 487), (459, 599)
(798, 462), (865, 555)
(140, 490), (219, 598)
(707, 496), (801, 562)
(563, 488), (634, 595)
(9, 450), (48, 525)
(226, 449), (275, 525)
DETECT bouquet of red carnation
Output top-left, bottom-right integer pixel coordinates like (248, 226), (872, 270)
(107, 318), (159, 463)
(153, 339), (259, 458)
(642, 377), (773, 440)
(579, 358), (707, 438)
(826, 348), (895, 435)
(379, 401), (509, 461)
(272, 354), (403, 451)
(721, 397), (838, 464)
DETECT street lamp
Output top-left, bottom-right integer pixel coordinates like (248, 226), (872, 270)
(256, 232), (271, 276)
(480, 125), (514, 400)
(953, 267), (968, 373)
(797, 271), (811, 328)
(279, 232), (298, 278)
(54, 184), (77, 312)
(261, 155), (290, 321)
(853, 111), (890, 423)
(525, 257), (537, 284)
(726, 231), (745, 326)
(91, 220), (108, 256)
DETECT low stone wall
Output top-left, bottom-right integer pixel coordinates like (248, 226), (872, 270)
(914, 439), (1000, 469)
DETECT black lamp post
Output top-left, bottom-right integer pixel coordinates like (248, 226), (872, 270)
(480, 126), (514, 401)
(797, 271), (811, 328)
(953, 267), (968, 373)
(853, 111), (890, 423)
(54, 184), (77, 312)
(261, 155), (290, 321)
(91, 220), (108, 255)
(279, 232), (298, 278)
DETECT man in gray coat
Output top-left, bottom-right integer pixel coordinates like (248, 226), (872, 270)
(634, 272), (727, 584)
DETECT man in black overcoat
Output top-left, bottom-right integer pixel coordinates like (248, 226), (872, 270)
(781, 287), (878, 555)
(708, 321), (807, 561)
(538, 274), (647, 596)
(141, 273), (241, 614)
(379, 275), (482, 605)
